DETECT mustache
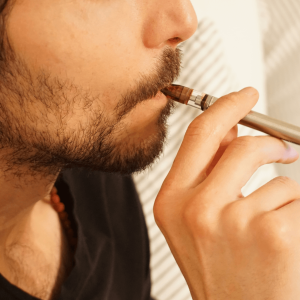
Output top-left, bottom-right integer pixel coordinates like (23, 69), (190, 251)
(114, 47), (182, 119)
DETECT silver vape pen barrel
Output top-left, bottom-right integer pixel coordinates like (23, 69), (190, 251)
(187, 90), (300, 146)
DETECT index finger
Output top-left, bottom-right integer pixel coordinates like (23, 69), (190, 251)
(164, 87), (259, 190)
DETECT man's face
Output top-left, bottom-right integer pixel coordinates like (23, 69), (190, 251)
(0, 0), (197, 176)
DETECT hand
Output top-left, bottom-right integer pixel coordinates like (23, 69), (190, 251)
(154, 87), (300, 300)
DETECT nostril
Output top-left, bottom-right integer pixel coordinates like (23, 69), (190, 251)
(169, 37), (182, 43)
(167, 37), (183, 47)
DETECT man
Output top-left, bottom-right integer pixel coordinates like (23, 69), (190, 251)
(0, 1), (299, 300)
(0, 0), (197, 299)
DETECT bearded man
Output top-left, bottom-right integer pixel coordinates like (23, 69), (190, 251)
(0, 0), (196, 299)
(0, 1), (300, 300)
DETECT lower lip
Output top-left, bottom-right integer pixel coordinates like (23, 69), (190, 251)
(153, 91), (167, 101)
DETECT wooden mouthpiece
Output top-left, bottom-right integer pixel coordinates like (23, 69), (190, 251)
(161, 84), (194, 105)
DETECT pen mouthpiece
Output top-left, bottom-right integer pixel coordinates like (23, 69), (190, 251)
(161, 84), (193, 104)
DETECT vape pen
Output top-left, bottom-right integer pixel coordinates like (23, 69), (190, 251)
(161, 84), (300, 146)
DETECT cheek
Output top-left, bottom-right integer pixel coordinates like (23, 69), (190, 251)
(6, 0), (151, 112)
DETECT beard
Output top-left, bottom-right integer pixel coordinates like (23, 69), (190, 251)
(0, 43), (182, 178)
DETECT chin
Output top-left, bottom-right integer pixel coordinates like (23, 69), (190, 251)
(125, 124), (161, 144)
(62, 99), (174, 174)
(91, 123), (167, 174)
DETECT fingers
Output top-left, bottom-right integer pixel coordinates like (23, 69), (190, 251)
(202, 136), (299, 205)
(270, 199), (300, 238)
(276, 198), (300, 225)
(165, 87), (259, 190)
(245, 177), (300, 214)
(206, 125), (238, 176)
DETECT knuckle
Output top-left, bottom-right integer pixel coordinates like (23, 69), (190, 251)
(228, 136), (270, 167)
(153, 202), (163, 229)
(153, 194), (169, 229)
(253, 212), (291, 251)
(220, 200), (250, 235)
(187, 116), (214, 139)
(229, 136), (257, 153)
(271, 176), (300, 190)
(182, 201), (215, 237)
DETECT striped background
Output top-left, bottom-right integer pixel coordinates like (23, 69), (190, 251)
(262, 0), (300, 183)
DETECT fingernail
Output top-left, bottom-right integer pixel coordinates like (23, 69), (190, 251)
(286, 144), (299, 158)
(239, 87), (258, 96)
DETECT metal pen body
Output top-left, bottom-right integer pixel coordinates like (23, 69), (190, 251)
(187, 90), (300, 146)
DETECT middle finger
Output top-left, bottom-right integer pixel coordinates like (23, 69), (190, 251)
(201, 136), (299, 205)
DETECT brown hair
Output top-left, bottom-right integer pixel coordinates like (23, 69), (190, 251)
(0, 0), (8, 11)
(0, 0), (14, 63)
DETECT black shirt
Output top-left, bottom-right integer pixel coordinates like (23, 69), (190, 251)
(0, 168), (153, 300)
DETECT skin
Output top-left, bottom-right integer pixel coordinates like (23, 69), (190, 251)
(0, 0), (197, 298)
(154, 88), (300, 300)
(1, 0), (300, 300)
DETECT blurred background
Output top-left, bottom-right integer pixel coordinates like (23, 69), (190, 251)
(133, 0), (300, 299)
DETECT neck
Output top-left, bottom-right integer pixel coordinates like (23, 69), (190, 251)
(0, 159), (76, 295)
(0, 175), (59, 229)
(0, 158), (61, 253)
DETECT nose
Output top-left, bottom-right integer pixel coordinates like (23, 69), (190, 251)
(142, 0), (198, 49)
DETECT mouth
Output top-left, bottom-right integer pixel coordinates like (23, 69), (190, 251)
(153, 90), (166, 101)
(151, 82), (173, 100)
